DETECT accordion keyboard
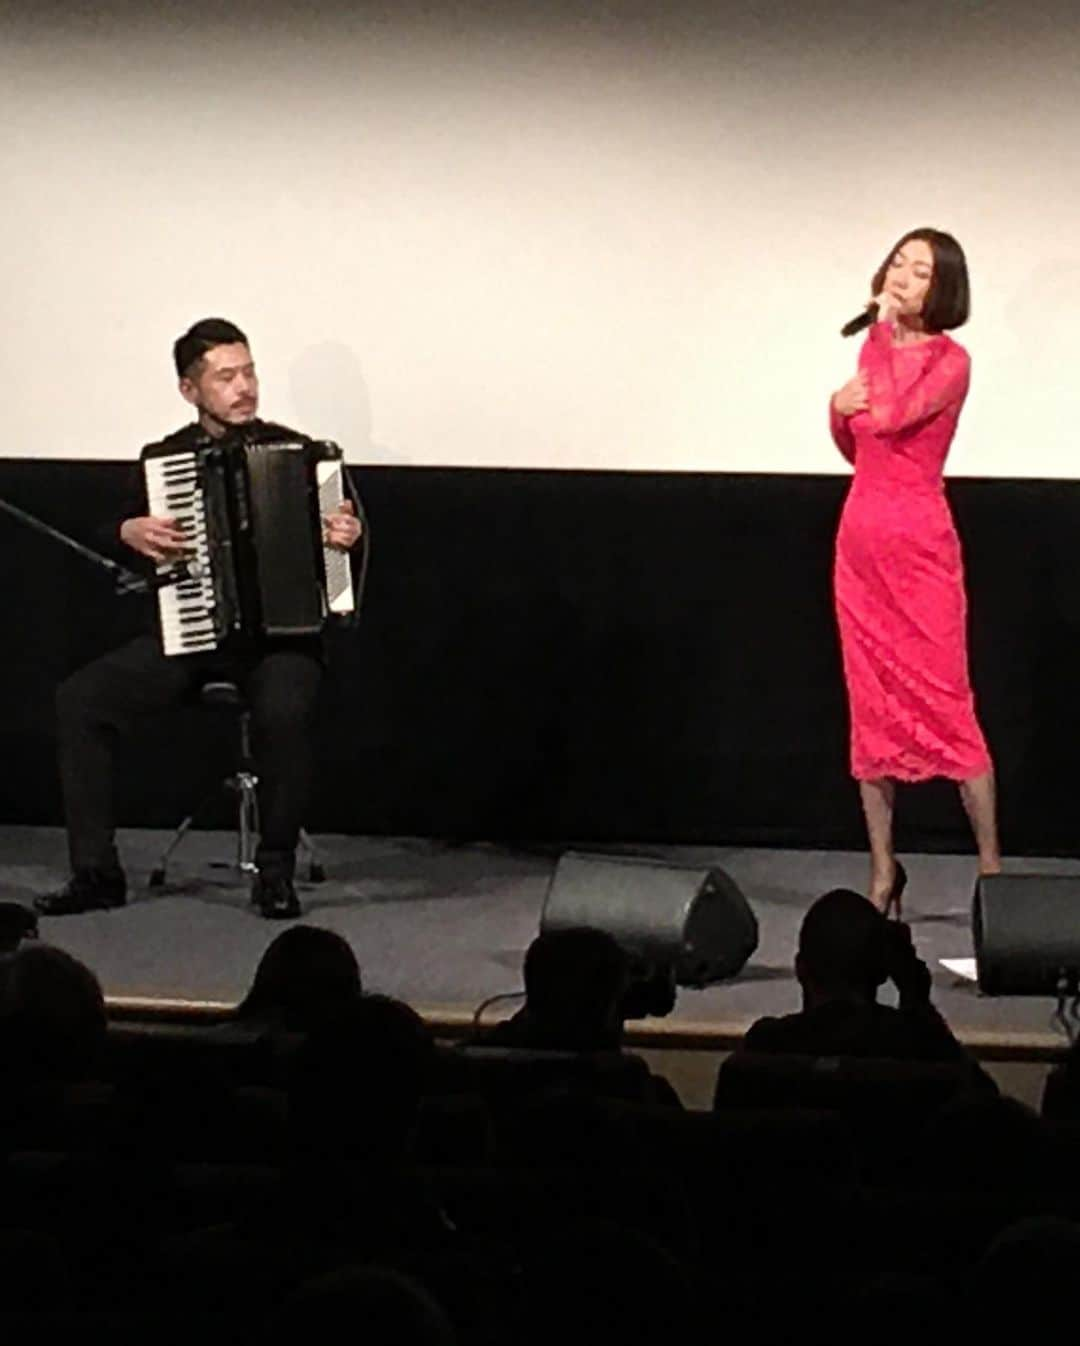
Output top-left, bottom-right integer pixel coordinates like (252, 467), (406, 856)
(144, 451), (219, 655)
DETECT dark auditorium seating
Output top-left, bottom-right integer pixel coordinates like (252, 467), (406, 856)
(713, 1049), (984, 1117)
(5, 1009), (1080, 1335)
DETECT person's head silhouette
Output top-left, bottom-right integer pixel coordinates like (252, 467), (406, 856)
(795, 888), (890, 1007)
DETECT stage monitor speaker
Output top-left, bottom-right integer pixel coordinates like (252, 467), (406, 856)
(973, 873), (1080, 996)
(540, 850), (758, 987)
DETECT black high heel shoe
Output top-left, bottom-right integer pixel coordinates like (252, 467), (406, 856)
(882, 861), (908, 921)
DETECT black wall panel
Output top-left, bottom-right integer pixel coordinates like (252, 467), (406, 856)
(1, 460), (1076, 854)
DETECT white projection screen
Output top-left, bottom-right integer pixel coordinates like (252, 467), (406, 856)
(3, 0), (1079, 475)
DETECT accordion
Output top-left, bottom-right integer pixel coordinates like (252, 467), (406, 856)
(144, 434), (356, 656)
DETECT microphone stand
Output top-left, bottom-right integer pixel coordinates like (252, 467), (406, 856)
(0, 494), (184, 596)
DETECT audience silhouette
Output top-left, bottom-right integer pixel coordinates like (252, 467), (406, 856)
(477, 926), (682, 1108)
(483, 927), (630, 1052)
(0, 903), (37, 955)
(274, 1265), (457, 1344)
(235, 925), (362, 1033)
(0, 943), (106, 1081)
(0, 894), (1074, 1333)
(288, 993), (436, 1160)
(724, 888), (983, 1063)
(1040, 1031), (1080, 1120)
(968, 1216), (1080, 1336)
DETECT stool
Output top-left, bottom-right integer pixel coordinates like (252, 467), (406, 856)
(148, 680), (324, 889)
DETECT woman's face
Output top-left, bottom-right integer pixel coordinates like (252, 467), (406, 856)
(882, 238), (934, 316)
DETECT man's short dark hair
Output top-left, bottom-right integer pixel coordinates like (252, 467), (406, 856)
(173, 317), (249, 379)
(524, 927), (629, 1028)
(237, 925), (361, 1030)
(871, 228), (970, 333)
(0, 943), (106, 1078)
(797, 888), (890, 995)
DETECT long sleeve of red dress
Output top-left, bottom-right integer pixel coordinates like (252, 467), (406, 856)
(831, 323), (990, 782)
(862, 320), (971, 436)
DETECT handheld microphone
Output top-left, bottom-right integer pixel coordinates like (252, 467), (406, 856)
(841, 302), (879, 338)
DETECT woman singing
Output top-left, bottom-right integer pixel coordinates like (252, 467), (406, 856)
(830, 228), (1000, 916)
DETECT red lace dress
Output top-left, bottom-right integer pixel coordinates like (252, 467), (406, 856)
(830, 321), (991, 782)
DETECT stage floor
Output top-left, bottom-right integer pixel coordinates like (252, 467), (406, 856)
(1, 825), (1074, 1053)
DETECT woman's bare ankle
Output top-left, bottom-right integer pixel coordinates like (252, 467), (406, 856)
(868, 859), (896, 906)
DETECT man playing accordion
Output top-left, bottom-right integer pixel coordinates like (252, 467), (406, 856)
(36, 318), (363, 920)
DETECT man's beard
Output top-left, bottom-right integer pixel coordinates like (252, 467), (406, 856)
(199, 400), (257, 432)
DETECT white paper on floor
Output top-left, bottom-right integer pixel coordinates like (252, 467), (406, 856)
(939, 957), (978, 982)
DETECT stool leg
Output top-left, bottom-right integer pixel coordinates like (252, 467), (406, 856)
(149, 811), (198, 888)
(239, 709), (255, 771)
(234, 771), (260, 876)
(298, 829), (326, 883)
(148, 776), (223, 889)
(150, 698), (264, 893)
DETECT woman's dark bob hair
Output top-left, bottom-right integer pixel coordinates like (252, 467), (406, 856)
(871, 228), (970, 333)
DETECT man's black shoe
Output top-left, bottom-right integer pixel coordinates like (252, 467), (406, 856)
(252, 872), (301, 920)
(34, 869), (127, 916)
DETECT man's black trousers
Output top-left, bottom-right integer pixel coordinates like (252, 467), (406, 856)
(56, 634), (323, 879)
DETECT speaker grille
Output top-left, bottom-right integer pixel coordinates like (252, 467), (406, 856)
(541, 851), (758, 986)
(974, 873), (1080, 996)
